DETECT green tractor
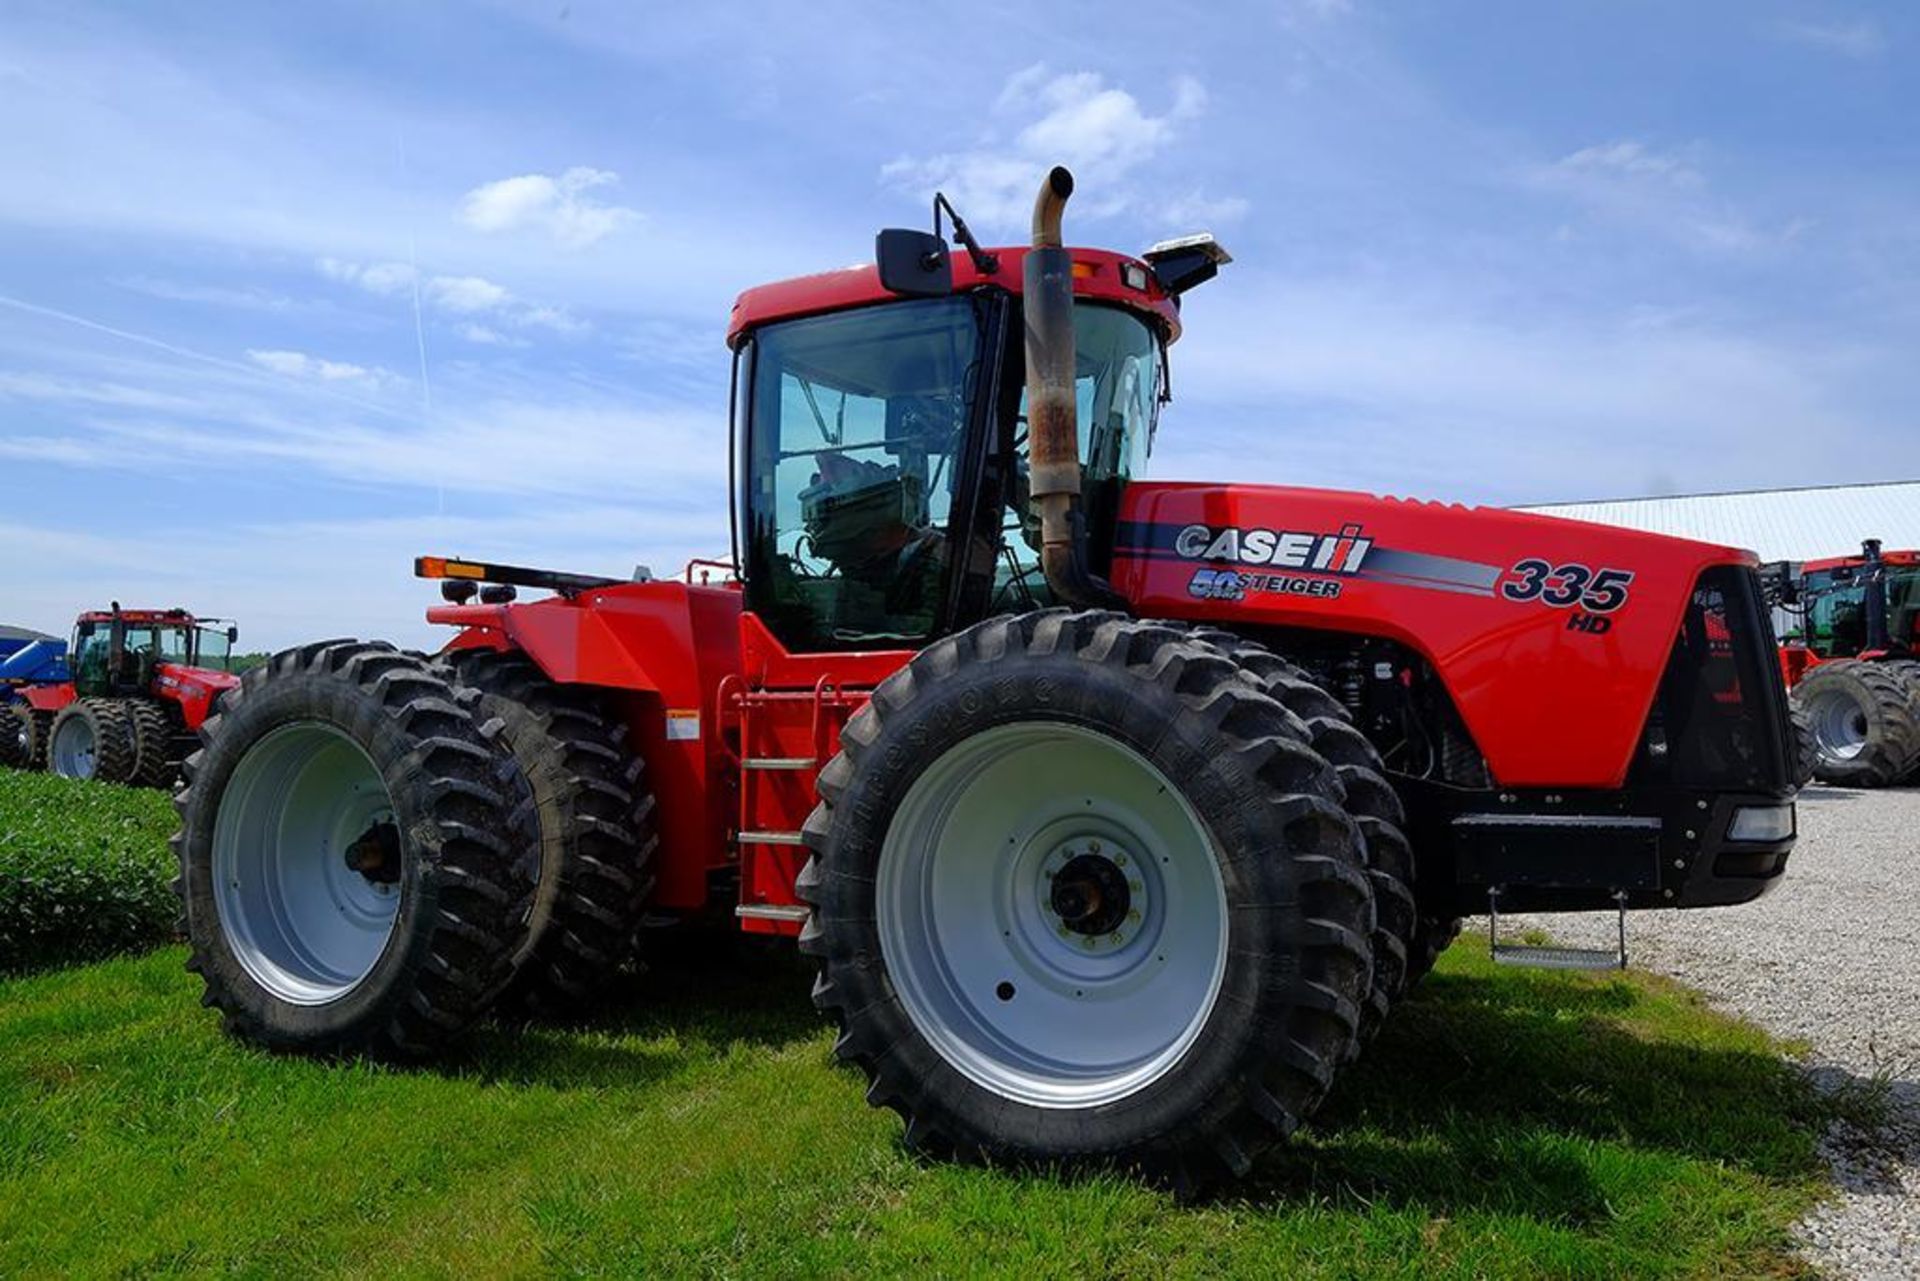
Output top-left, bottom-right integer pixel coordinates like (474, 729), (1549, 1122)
(1774, 540), (1920, 787)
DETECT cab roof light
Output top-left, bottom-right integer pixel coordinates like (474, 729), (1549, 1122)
(1142, 233), (1232, 297)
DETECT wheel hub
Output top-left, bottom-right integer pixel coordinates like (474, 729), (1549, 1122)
(1044, 846), (1142, 946)
(345, 820), (402, 886)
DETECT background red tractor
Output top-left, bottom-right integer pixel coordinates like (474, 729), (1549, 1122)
(1768, 540), (1920, 787)
(2, 605), (241, 788)
(173, 168), (1797, 1188)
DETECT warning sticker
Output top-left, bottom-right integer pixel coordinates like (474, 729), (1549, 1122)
(665, 709), (701, 741)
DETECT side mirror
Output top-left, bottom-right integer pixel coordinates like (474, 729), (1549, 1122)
(227, 625), (240, 645)
(875, 229), (952, 297)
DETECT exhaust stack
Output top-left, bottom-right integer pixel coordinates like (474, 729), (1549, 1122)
(1022, 166), (1121, 609)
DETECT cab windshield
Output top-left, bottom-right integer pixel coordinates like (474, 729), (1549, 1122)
(993, 305), (1163, 613)
(193, 625), (236, 672)
(740, 295), (1164, 651)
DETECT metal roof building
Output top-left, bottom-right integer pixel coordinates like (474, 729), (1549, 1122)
(1517, 480), (1920, 562)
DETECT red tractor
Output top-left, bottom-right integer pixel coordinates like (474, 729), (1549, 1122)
(1770, 540), (1920, 787)
(173, 169), (1797, 1188)
(6, 605), (242, 788)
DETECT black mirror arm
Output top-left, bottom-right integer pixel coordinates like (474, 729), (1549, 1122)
(934, 193), (998, 275)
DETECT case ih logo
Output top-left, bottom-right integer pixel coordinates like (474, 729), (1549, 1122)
(1173, 523), (1373, 574)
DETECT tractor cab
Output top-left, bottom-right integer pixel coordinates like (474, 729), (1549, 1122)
(69, 606), (241, 698)
(727, 177), (1226, 653)
(1788, 541), (1920, 659)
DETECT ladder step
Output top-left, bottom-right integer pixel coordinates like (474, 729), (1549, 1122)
(735, 903), (810, 923)
(1491, 944), (1625, 971)
(737, 829), (807, 846)
(743, 757), (816, 771)
(1486, 886), (1628, 971)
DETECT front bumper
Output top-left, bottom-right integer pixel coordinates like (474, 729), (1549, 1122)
(1402, 781), (1795, 916)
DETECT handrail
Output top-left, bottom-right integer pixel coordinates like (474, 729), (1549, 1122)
(712, 673), (745, 769)
(683, 557), (739, 585)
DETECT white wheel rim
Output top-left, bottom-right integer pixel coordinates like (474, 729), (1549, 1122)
(212, 722), (402, 1004)
(876, 721), (1228, 1109)
(1807, 687), (1868, 761)
(51, 714), (96, 778)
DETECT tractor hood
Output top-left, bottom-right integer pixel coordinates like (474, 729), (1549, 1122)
(1112, 481), (1761, 789)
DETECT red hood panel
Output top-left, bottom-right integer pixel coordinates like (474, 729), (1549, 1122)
(1114, 482), (1753, 788)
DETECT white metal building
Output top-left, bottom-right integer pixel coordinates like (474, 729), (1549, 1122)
(1517, 480), (1920, 563)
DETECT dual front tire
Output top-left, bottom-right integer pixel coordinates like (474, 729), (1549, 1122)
(1792, 659), (1920, 787)
(799, 612), (1398, 1185)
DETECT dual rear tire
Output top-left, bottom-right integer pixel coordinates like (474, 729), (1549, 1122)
(175, 641), (659, 1057)
(48, 699), (137, 784)
(0, 704), (39, 770)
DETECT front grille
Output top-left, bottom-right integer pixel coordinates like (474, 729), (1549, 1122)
(1630, 566), (1794, 794)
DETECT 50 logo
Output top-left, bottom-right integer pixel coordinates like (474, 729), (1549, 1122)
(1500, 560), (1634, 612)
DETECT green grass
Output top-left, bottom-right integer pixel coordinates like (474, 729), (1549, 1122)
(0, 932), (1834, 1278)
(0, 770), (179, 973)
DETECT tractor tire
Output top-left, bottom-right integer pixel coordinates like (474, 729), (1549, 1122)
(126, 698), (178, 790)
(1184, 628), (1414, 1052)
(798, 610), (1375, 1189)
(48, 699), (137, 784)
(0, 705), (31, 770)
(1789, 702), (1817, 789)
(19, 708), (52, 770)
(1792, 659), (1920, 788)
(1884, 660), (1920, 785)
(442, 648), (658, 1016)
(173, 640), (538, 1058)
(1403, 915), (1463, 989)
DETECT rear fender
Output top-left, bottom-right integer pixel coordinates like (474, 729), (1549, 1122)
(427, 581), (744, 911)
(1115, 482), (1754, 789)
(20, 682), (75, 715)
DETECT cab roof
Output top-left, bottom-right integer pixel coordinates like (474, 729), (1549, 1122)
(75, 608), (206, 626)
(727, 246), (1183, 348)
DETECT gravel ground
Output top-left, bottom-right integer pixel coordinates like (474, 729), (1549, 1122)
(1493, 785), (1920, 1280)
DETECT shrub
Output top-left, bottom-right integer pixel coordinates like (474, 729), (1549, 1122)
(0, 770), (178, 973)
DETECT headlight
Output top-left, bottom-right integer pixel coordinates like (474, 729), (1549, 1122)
(1728, 804), (1794, 842)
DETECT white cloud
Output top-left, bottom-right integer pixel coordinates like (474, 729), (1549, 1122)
(459, 167), (639, 248)
(314, 261), (586, 337)
(1532, 139), (1789, 255)
(246, 348), (392, 386)
(428, 274), (510, 313)
(114, 276), (294, 311)
(0, 345), (719, 506)
(1772, 19), (1885, 60)
(515, 304), (587, 335)
(456, 323), (525, 347)
(880, 68), (1236, 231)
(1553, 140), (1702, 188)
(318, 258), (417, 295)
(1159, 191), (1252, 228)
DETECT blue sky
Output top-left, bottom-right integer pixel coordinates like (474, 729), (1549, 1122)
(1, 1), (1914, 648)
